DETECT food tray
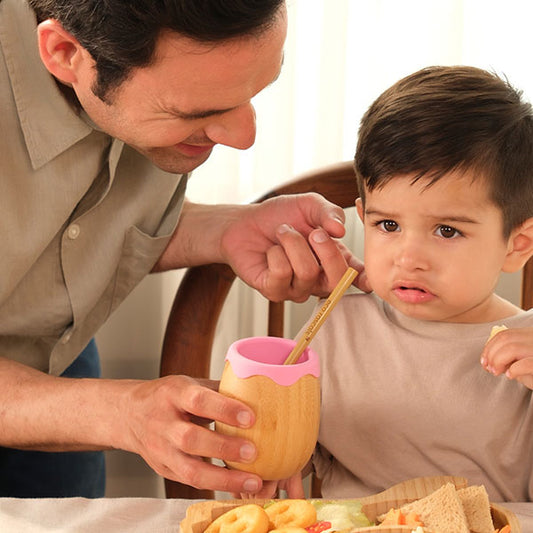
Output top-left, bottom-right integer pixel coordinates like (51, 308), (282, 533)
(179, 475), (521, 533)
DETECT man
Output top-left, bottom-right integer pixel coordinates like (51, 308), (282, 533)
(0, 0), (365, 497)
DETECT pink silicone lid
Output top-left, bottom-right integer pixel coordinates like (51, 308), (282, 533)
(225, 336), (320, 386)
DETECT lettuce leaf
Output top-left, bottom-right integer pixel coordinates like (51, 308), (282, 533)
(310, 500), (373, 531)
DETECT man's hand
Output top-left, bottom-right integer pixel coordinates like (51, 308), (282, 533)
(220, 193), (369, 302)
(481, 326), (533, 389)
(0, 358), (267, 495)
(120, 375), (268, 493)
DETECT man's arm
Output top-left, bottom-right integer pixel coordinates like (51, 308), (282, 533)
(153, 195), (370, 299)
(0, 357), (265, 493)
(0, 357), (118, 451)
(152, 200), (245, 269)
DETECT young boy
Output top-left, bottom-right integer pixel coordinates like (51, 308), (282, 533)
(310, 65), (533, 502)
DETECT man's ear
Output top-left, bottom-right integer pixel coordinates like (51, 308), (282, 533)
(502, 217), (533, 273)
(355, 197), (364, 222)
(36, 19), (87, 85)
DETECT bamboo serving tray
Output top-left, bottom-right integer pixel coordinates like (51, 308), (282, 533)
(179, 475), (521, 533)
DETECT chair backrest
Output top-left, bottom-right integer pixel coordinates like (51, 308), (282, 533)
(159, 160), (533, 499)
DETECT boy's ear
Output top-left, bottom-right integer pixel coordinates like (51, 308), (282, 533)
(36, 19), (87, 85)
(355, 198), (364, 222)
(502, 217), (533, 273)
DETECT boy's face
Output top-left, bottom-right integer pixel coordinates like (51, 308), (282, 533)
(356, 170), (516, 323)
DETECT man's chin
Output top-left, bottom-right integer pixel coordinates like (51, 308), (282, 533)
(134, 146), (214, 174)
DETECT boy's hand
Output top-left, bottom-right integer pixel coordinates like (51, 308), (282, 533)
(481, 326), (533, 389)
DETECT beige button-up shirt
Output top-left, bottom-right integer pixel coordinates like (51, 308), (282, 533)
(0, 0), (187, 375)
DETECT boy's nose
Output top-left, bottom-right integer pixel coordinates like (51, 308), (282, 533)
(204, 103), (257, 150)
(393, 238), (430, 271)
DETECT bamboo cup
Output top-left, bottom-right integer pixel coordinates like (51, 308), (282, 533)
(216, 336), (320, 480)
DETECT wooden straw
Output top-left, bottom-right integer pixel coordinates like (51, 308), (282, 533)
(283, 267), (358, 365)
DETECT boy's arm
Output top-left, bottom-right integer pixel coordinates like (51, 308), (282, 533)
(481, 326), (533, 389)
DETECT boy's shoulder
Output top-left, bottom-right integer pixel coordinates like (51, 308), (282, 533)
(503, 307), (533, 327)
(318, 290), (387, 330)
(333, 289), (382, 312)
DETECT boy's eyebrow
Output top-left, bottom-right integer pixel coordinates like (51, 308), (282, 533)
(365, 208), (480, 225)
(170, 55), (285, 121)
(435, 215), (481, 224)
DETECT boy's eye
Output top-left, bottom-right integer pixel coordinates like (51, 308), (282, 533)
(436, 225), (460, 239)
(378, 220), (399, 232)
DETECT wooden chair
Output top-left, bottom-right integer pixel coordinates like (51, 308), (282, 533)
(159, 160), (533, 499)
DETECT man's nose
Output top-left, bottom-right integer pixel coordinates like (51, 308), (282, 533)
(204, 103), (257, 150)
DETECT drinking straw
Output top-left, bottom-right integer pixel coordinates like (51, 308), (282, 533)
(283, 267), (358, 365)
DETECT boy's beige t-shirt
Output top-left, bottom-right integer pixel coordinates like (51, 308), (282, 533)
(0, 0), (186, 375)
(311, 292), (533, 502)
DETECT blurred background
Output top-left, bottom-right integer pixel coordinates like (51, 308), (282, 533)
(96, 0), (532, 496)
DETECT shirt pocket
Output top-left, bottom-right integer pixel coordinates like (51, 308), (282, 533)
(108, 225), (173, 316)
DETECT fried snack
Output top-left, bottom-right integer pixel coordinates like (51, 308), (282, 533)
(269, 528), (308, 533)
(204, 504), (269, 533)
(488, 325), (508, 341)
(265, 500), (317, 530)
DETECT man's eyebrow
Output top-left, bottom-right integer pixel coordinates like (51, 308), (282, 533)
(172, 107), (237, 121)
(170, 54), (284, 121)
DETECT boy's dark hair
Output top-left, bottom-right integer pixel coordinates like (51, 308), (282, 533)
(28, 0), (284, 102)
(354, 65), (533, 236)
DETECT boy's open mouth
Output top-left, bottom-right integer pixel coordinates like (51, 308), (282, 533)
(399, 286), (426, 292)
(393, 283), (435, 303)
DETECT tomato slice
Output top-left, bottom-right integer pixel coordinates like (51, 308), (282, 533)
(306, 521), (332, 533)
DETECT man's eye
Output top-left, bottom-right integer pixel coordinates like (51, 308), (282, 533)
(378, 220), (399, 232)
(436, 225), (460, 238)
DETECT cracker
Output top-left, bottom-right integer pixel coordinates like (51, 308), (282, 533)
(265, 500), (317, 530)
(204, 504), (269, 533)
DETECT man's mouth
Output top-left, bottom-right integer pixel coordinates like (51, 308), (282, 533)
(175, 143), (215, 157)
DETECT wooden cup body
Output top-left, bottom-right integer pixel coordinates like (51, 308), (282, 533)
(216, 360), (320, 480)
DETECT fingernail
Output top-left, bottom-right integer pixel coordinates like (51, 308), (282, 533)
(311, 229), (329, 243)
(277, 224), (292, 234)
(240, 443), (256, 462)
(237, 410), (252, 427)
(243, 478), (260, 493)
(480, 356), (486, 367)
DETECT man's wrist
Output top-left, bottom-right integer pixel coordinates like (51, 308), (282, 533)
(154, 201), (249, 271)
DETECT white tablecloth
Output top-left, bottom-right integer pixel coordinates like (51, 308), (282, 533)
(0, 498), (531, 532)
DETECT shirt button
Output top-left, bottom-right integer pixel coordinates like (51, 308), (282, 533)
(61, 330), (73, 344)
(67, 224), (80, 240)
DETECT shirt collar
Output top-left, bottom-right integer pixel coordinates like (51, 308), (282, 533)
(0, 0), (93, 170)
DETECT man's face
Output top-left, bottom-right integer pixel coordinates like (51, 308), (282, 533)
(70, 10), (287, 174)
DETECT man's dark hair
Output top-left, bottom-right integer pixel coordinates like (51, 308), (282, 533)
(354, 65), (533, 236)
(28, 0), (284, 101)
